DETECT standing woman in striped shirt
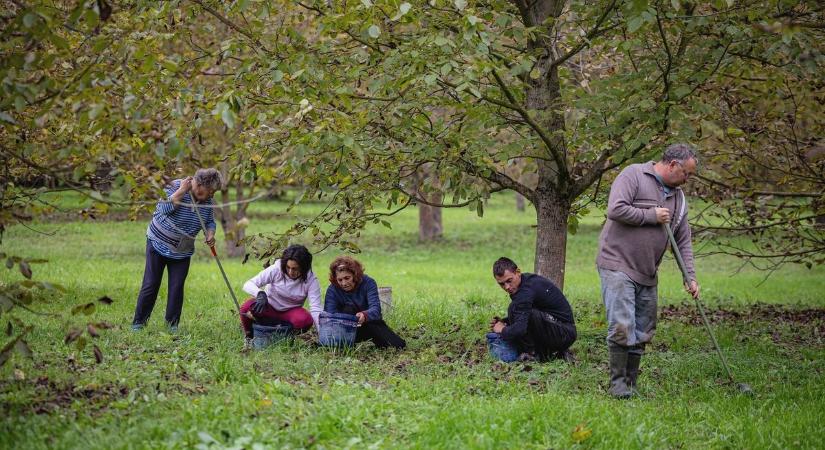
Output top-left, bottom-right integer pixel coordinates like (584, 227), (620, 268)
(131, 168), (222, 332)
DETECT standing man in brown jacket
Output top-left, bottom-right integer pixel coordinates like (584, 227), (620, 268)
(597, 144), (700, 398)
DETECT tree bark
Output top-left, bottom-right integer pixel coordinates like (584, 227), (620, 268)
(223, 222), (246, 258)
(533, 194), (570, 289)
(418, 202), (443, 241)
(515, 192), (526, 212)
(414, 163), (443, 242)
(217, 160), (249, 258)
(511, 0), (572, 288)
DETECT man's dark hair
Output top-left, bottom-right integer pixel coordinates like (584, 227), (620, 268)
(662, 143), (698, 164)
(493, 257), (519, 277)
(280, 244), (313, 281)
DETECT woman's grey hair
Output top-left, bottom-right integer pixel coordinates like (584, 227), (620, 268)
(662, 143), (698, 164)
(194, 168), (223, 192)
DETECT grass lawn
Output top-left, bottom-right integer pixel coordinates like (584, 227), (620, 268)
(1, 192), (823, 449)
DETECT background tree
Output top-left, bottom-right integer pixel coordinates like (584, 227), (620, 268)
(251, 0), (823, 287)
(2, 0), (822, 333)
(689, 28), (824, 269)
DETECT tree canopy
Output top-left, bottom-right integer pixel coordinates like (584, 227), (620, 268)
(1, 0), (823, 364)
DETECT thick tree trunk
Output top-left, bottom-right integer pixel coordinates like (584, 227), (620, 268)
(533, 196), (570, 290)
(519, 1), (570, 290)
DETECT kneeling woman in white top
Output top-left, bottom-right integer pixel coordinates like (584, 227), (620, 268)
(239, 244), (322, 344)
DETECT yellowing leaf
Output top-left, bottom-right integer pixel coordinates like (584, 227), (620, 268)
(571, 423), (592, 443)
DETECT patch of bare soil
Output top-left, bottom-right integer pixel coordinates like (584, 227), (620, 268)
(24, 376), (130, 415)
(660, 303), (825, 349)
(659, 303), (825, 326)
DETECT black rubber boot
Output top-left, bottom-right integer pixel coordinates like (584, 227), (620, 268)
(609, 347), (632, 399)
(626, 352), (641, 395)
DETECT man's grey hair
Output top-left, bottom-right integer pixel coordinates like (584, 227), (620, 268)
(662, 143), (698, 164)
(194, 168), (223, 191)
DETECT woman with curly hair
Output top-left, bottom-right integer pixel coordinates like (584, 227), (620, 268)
(324, 256), (406, 349)
(239, 244), (322, 349)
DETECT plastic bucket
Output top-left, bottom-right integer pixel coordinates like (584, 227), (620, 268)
(486, 332), (519, 363)
(318, 312), (359, 347)
(252, 323), (293, 349)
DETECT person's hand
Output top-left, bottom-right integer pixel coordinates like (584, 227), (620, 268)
(489, 316), (500, 331)
(655, 207), (671, 224)
(178, 176), (193, 193)
(356, 312), (367, 325)
(205, 231), (216, 247)
(252, 291), (268, 314)
(492, 321), (506, 334)
(685, 279), (700, 299)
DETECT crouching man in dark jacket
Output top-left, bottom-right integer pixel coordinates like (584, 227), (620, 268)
(487, 257), (576, 363)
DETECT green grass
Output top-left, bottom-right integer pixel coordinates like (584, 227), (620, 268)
(1, 193), (823, 449)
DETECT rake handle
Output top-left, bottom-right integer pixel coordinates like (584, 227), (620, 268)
(664, 224), (736, 384)
(192, 204), (241, 313)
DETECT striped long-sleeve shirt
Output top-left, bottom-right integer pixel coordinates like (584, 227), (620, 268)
(146, 179), (216, 259)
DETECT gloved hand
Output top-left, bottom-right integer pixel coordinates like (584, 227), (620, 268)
(252, 291), (268, 314)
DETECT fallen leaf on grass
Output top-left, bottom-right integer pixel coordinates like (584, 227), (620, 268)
(19, 261), (32, 279)
(64, 328), (83, 344)
(71, 302), (96, 316)
(572, 423), (592, 443)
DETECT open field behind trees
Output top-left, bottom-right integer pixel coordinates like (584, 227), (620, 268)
(1, 193), (824, 449)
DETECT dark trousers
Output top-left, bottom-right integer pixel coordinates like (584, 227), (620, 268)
(355, 320), (407, 349)
(339, 304), (406, 349)
(510, 309), (577, 361)
(133, 241), (191, 326)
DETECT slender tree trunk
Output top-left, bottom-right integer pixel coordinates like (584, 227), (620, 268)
(414, 163), (443, 242)
(533, 195), (570, 289)
(419, 203), (443, 241)
(217, 161), (248, 258)
(224, 223), (246, 257)
(515, 192), (526, 212)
